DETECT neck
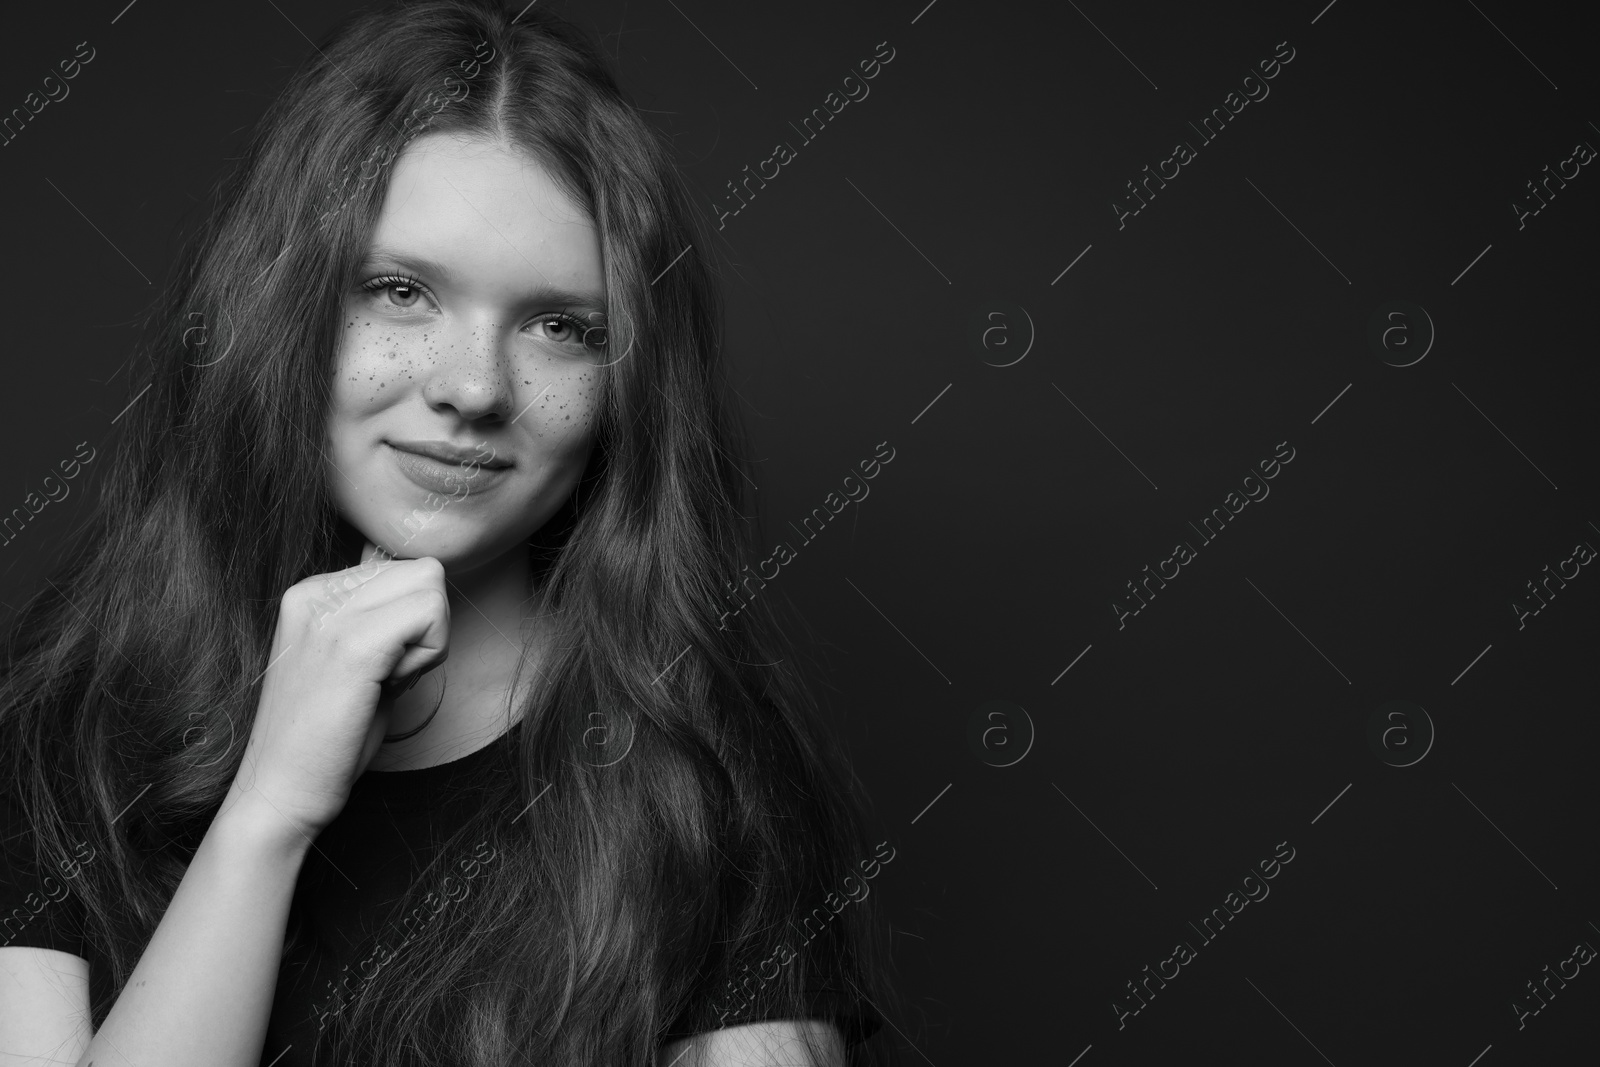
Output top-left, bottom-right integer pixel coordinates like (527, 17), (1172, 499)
(365, 542), (546, 771)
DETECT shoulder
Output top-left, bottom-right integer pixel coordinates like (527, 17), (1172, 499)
(0, 944), (93, 1061)
(660, 1018), (846, 1067)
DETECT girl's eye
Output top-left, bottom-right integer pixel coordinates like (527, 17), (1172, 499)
(385, 284), (422, 308)
(361, 275), (431, 310)
(533, 313), (600, 350)
(357, 276), (598, 348)
(536, 315), (579, 344)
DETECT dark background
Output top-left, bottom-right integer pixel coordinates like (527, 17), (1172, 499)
(3, 1), (1597, 1063)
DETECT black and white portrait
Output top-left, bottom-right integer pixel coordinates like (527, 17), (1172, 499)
(0, 2), (1595, 1065)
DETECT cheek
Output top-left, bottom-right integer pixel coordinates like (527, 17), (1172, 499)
(519, 361), (601, 445)
(335, 313), (440, 408)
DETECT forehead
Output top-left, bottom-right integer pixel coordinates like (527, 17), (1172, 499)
(366, 131), (603, 296)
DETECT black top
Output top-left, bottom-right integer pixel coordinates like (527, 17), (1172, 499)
(0, 720), (880, 1063)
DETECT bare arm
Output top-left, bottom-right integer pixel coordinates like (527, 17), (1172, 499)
(68, 790), (312, 1067)
(3, 548), (450, 1065)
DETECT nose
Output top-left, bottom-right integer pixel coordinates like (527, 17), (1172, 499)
(420, 321), (515, 423)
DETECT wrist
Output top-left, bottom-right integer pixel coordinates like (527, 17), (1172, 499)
(213, 785), (318, 862)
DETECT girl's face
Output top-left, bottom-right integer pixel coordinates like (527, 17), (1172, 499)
(326, 131), (607, 576)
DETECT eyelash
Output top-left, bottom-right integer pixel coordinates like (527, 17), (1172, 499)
(358, 273), (596, 343)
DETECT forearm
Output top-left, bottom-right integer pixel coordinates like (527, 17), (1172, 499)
(76, 789), (312, 1067)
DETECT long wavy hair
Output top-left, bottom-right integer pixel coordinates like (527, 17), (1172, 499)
(0, 2), (898, 1063)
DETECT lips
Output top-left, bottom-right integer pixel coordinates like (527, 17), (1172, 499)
(386, 441), (512, 496)
(387, 439), (511, 468)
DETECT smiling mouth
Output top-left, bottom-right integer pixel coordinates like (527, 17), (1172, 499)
(387, 439), (511, 468)
(386, 441), (512, 496)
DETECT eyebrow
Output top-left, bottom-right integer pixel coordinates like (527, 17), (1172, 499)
(360, 247), (606, 309)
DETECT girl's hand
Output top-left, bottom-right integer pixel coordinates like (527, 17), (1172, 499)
(225, 540), (450, 840)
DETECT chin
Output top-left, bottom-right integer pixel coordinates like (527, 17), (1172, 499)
(362, 510), (522, 571)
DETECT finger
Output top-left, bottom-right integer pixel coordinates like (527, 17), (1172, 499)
(389, 645), (448, 684)
(330, 548), (438, 615)
(380, 666), (428, 696)
(378, 587), (452, 682)
(324, 540), (398, 603)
